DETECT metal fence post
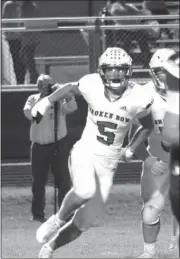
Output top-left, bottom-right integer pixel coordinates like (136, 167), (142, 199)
(88, 17), (102, 73)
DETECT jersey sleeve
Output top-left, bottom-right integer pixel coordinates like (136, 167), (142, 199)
(78, 74), (91, 95)
(134, 84), (154, 119)
(78, 73), (99, 100)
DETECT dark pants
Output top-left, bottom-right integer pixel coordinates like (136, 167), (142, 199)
(31, 136), (71, 218)
(8, 39), (39, 84)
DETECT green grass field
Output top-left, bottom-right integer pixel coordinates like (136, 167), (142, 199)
(1, 184), (179, 258)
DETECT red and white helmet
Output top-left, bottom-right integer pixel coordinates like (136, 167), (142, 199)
(98, 47), (132, 98)
(149, 48), (176, 99)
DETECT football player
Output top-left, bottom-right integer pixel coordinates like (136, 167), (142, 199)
(32, 47), (154, 258)
(162, 51), (179, 253)
(128, 48), (178, 258)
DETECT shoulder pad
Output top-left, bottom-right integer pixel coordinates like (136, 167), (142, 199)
(78, 73), (101, 95)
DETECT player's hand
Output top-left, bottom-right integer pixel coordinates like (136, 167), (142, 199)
(119, 147), (134, 163)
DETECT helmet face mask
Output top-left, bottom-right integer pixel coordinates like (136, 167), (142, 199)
(150, 67), (167, 99)
(98, 47), (132, 99)
(101, 65), (131, 92)
(149, 48), (176, 100)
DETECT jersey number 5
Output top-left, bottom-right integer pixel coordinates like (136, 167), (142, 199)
(97, 121), (117, 146)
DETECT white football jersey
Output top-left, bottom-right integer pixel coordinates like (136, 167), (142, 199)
(145, 81), (169, 162)
(74, 73), (153, 159)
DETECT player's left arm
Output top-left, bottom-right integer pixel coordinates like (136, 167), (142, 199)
(120, 93), (154, 162)
(126, 110), (154, 155)
(126, 84), (155, 153)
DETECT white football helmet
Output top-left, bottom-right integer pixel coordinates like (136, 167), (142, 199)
(163, 51), (179, 79)
(98, 47), (132, 99)
(164, 51), (179, 95)
(149, 48), (176, 99)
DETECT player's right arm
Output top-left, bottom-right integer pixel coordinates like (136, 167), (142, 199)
(48, 73), (94, 104)
(48, 82), (80, 103)
(31, 73), (92, 119)
(31, 81), (80, 118)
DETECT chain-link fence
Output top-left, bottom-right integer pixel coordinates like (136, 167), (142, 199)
(1, 25), (90, 86)
(1, 15), (179, 87)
